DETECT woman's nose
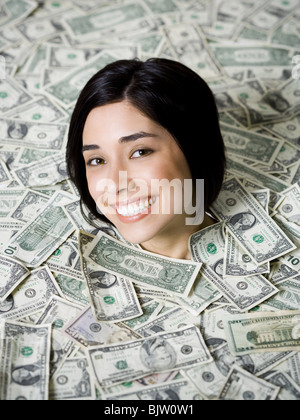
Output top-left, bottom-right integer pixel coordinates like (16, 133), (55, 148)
(105, 160), (130, 196)
(104, 159), (143, 200)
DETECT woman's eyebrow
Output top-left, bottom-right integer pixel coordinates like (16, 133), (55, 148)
(82, 132), (157, 153)
(82, 144), (99, 153)
(119, 131), (157, 143)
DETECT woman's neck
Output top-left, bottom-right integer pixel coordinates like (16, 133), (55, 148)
(140, 213), (215, 260)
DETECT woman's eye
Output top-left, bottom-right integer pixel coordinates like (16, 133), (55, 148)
(87, 158), (105, 166)
(131, 149), (152, 159)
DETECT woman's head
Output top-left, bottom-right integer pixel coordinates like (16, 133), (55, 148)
(67, 58), (226, 244)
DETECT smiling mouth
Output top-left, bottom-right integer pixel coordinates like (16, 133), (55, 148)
(115, 197), (157, 217)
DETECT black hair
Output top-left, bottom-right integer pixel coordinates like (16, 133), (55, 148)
(66, 58), (226, 225)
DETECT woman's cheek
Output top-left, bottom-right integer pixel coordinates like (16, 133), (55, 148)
(86, 172), (106, 212)
(86, 171), (98, 202)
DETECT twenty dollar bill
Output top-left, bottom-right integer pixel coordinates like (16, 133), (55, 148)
(87, 325), (212, 387)
(224, 310), (300, 356)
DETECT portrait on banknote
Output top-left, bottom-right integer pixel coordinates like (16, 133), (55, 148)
(229, 212), (257, 232)
(140, 338), (177, 371)
(7, 122), (28, 139)
(89, 271), (118, 289)
(11, 364), (41, 387)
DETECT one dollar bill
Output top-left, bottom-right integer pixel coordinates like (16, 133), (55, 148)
(189, 222), (278, 311)
(218, 365), (280, 400)
(210, 177), (296, 264)
(0, 321), (51, 400)
(0, 254), (30, 302)
(79, 230), (142, 322)
(85, 231), (202, 298)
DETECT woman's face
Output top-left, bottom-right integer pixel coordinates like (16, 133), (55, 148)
(82, 100), (193, 245)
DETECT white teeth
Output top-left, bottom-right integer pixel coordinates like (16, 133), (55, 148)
(117, 198), (155, 217)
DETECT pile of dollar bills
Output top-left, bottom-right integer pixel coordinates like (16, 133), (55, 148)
(0, 0), (300, 401)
